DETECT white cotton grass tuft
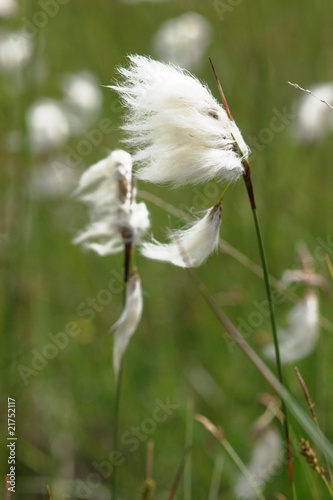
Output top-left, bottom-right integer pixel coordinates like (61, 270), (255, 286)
(233, 427), (283, 499)
(293, 82), (333, 143)
(263, 291), (319, 364)
(0, 0), (17, 17)
(26, 99), (70, 153)
(112, 269), (143, 379)
(74, 149), (132, 208)
(61, 71), (103, 132)
(0, 30), (33, 71)
(110, 55), (250, 187)
(152, 12), (212, 70)
(141, 203), (222, 268)
(74, 149), (150, 256)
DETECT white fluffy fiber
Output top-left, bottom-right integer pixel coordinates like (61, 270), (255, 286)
(112, 270), (143, 379)
(294, 82), (333, 143)
(74, 149), (150, 256)
(141, 203), (222, 267)
(111, 55), (250, 187)
(74, 149), (131, 208)
(263, 292), (319, 364)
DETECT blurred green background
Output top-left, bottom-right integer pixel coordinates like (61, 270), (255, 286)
(1, 0), (333, 498)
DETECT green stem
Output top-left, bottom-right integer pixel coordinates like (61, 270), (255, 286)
(251, 208), (283, 382)
(112, 240), (132, 498)
(243, 166), (296, 498)
(111, 362), (124, 499)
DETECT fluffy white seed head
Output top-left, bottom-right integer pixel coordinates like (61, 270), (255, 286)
(111, 55), (250, 187)
(0, 30), (33, 71)
(112, 270), (143, 379)
(26, 99), (70, 153)
(263, 291), (319, 364)
(74, 149), (131, 192)
(61, 71), (103, 131)
(74, 149), (150, 256)
(0, 0), (17, 17)
(141, 203), (222, 267)
(294, 82), (333, 143)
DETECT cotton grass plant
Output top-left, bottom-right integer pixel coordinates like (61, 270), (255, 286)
(72, 55), (333, 498)
(111, 54), (295, 493)
(74, 148), (149, 497)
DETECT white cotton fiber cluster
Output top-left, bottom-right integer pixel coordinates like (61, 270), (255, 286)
(141, 203), (222, 268)
(111, 55), (250, 187)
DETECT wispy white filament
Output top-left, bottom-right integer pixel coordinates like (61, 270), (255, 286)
(74, 150), (150, 256)
(233, 427), (283, 499)
(111, 55), (250, 187)
(141, 203), (222, 267)
(112, 270), (143, 379)
(263, 292), (319, 364)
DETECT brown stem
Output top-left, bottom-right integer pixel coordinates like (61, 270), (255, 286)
(167, 447), (191, 500)
(242, 159), (256, 210)
(186, 266), (295, 485)
(124, 241), (132, 283)
(295, 367), (317, 422)
(209, 58), (233, 121)
(146, 440), (155, 480)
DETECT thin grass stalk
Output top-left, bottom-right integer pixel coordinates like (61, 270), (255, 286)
(215, 436), (264, 500)
(111, 362), (123, 499)
(249, 187), (294, 487)
(295, 367), (333, 494)
(208, 59), (285, 400)
(141, 440), (156, 499)
(167, 448), (191, 500)
(112, 241), (133, 499)
(300, 437), (333, 497)
(210, 59), (294, 492)
(208, 454), (225, 500)
(242, 161), (295, 495)
(186, 265), (333, 464)
(111, 214), (135, 500)
(196, 415), (265, 500)
(46, 485), (52, 500)
(322, 476), (333, 497)
(124, 241), (132, 284)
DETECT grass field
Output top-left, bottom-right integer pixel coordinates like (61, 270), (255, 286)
(2, 1), (333, 498)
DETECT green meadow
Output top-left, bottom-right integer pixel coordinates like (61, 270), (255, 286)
(2, 1), (333, 498)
